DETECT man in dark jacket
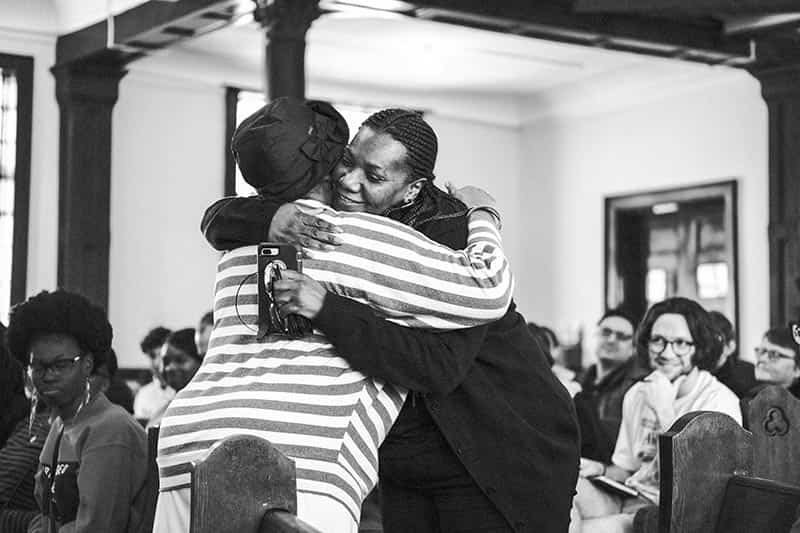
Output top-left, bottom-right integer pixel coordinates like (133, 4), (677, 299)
(203, 108), (579, 532)
(573, 309), (647, 463)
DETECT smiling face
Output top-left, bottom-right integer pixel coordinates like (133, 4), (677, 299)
(754, 337), (799, 387)
(29, 333), (93, 416)
(161, 342), (201, 392)
(330, 127), (424, 214)
(648, 313), (696, 381)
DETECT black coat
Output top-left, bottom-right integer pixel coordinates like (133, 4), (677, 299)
(201, 195), (580, 532)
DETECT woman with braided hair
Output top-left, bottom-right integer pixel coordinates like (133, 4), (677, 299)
(202, 107), (579, 532)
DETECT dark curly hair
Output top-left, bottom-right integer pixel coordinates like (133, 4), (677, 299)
(165, 328), (201, 362)
(6, 290), (112, 373)
(140, 326), (171, 356)
(634, 297), (722, 371)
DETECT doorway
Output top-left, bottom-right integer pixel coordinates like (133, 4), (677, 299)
(605, 181), (738, 335)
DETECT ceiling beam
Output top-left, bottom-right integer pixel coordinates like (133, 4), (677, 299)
(573, 0), (800, 15)
(56, 0), (246, 67)
(412, 0), (752, 63)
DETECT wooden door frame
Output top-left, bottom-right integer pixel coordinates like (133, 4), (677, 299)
(604, 180), (739, 331)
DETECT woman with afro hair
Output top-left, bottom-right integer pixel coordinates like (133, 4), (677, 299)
(6, 289), (148, 533)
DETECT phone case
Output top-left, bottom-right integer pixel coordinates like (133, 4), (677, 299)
(256, 243), (312, 339)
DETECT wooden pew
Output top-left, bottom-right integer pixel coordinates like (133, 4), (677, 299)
(747, 385), (800, 485)
(190, 435), (321, 533)
(130, 426), (160, 533)
(635, 385), (800, 532)
(656, 411), (752, 533)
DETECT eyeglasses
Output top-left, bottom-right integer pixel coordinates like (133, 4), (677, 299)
(29, 354), (84, 378)
(754, 347), (796, 363)
(648, 336), (695, 356)
(598, 327), (633, 342)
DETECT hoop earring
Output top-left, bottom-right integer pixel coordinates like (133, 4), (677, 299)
(28, 389), (39, 440)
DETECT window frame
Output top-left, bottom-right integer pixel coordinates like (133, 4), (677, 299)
(0, 53), (33, 315)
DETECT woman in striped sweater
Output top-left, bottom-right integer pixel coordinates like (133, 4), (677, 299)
(154, 99), (512, 533)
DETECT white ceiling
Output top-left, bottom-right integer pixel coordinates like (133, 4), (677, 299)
(176, 12), (714, 97)
(27, 0), (742, 115)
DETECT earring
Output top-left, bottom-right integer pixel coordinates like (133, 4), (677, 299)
(28, 389), (39, 442)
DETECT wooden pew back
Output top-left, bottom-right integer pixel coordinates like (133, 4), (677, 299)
(190, 434), (319, 533)
(129, 426), (160, 533)
(747, 385), (800, 485)
(657, 411), (752, 533)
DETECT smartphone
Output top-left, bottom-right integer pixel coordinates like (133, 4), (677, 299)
(256, 243), (312, 339)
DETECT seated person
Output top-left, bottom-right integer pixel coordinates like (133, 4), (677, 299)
(574, 308), (647, 463)
(133, 327), (174, 423)
(0, 345), (51, 533)
(0, 322), (30, 448)
(709, 311), (757, 398)
(90, 348), (135, 414)
(570, 297), (741, 533)
(147, 328), (202, 428)
(7, 290), (149, 533)
(154, 98), (513, 533)
(529, 323), (582, 396)
(748, 326), (800, 400)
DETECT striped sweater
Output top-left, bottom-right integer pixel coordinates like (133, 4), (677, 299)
(156, 199), (512, 522)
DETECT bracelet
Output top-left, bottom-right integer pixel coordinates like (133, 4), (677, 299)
(601, 464), (607, 477)
(466, 205), (502, 230)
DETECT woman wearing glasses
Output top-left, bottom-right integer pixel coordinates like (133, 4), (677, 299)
(570, 297), (741, 533)
(6, 290), (148, 533)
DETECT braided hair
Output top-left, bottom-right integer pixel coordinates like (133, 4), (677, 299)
(362, 109), (466, 230)
(362, 109), (437, 182)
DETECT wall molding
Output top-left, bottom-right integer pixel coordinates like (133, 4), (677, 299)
(0, 27), (56, 47)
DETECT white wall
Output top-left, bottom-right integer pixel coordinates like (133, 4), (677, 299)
(518, 69), (769, 363)
(109, 71), (225, 366)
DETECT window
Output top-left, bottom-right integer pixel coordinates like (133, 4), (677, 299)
(0, 54), (32, 324)
(224, 89), (394, 196)
(696, 262), (729, 300)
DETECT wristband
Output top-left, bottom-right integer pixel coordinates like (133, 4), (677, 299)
(601, 463), (607, 476)
(466, 205), (502, 230)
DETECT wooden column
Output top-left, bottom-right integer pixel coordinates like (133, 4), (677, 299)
(253, 0), (320, 100)
(52, 61), (126, 309)
(751, 63), (800, 326)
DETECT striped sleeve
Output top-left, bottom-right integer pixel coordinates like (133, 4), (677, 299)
(297, 200), (513, 330)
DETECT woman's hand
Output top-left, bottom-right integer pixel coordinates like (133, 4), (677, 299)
(445, 183), (497, 209)
(268, 203), (343, 253)
(578, 457), (606, 478)
(271, 270), (327, 320)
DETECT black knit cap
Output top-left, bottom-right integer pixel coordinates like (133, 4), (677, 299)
(362, 109), (437, 182)
(232, 97), (349, 200)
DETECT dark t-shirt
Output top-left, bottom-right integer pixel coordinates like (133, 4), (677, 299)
(33, 394), (147, 533)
